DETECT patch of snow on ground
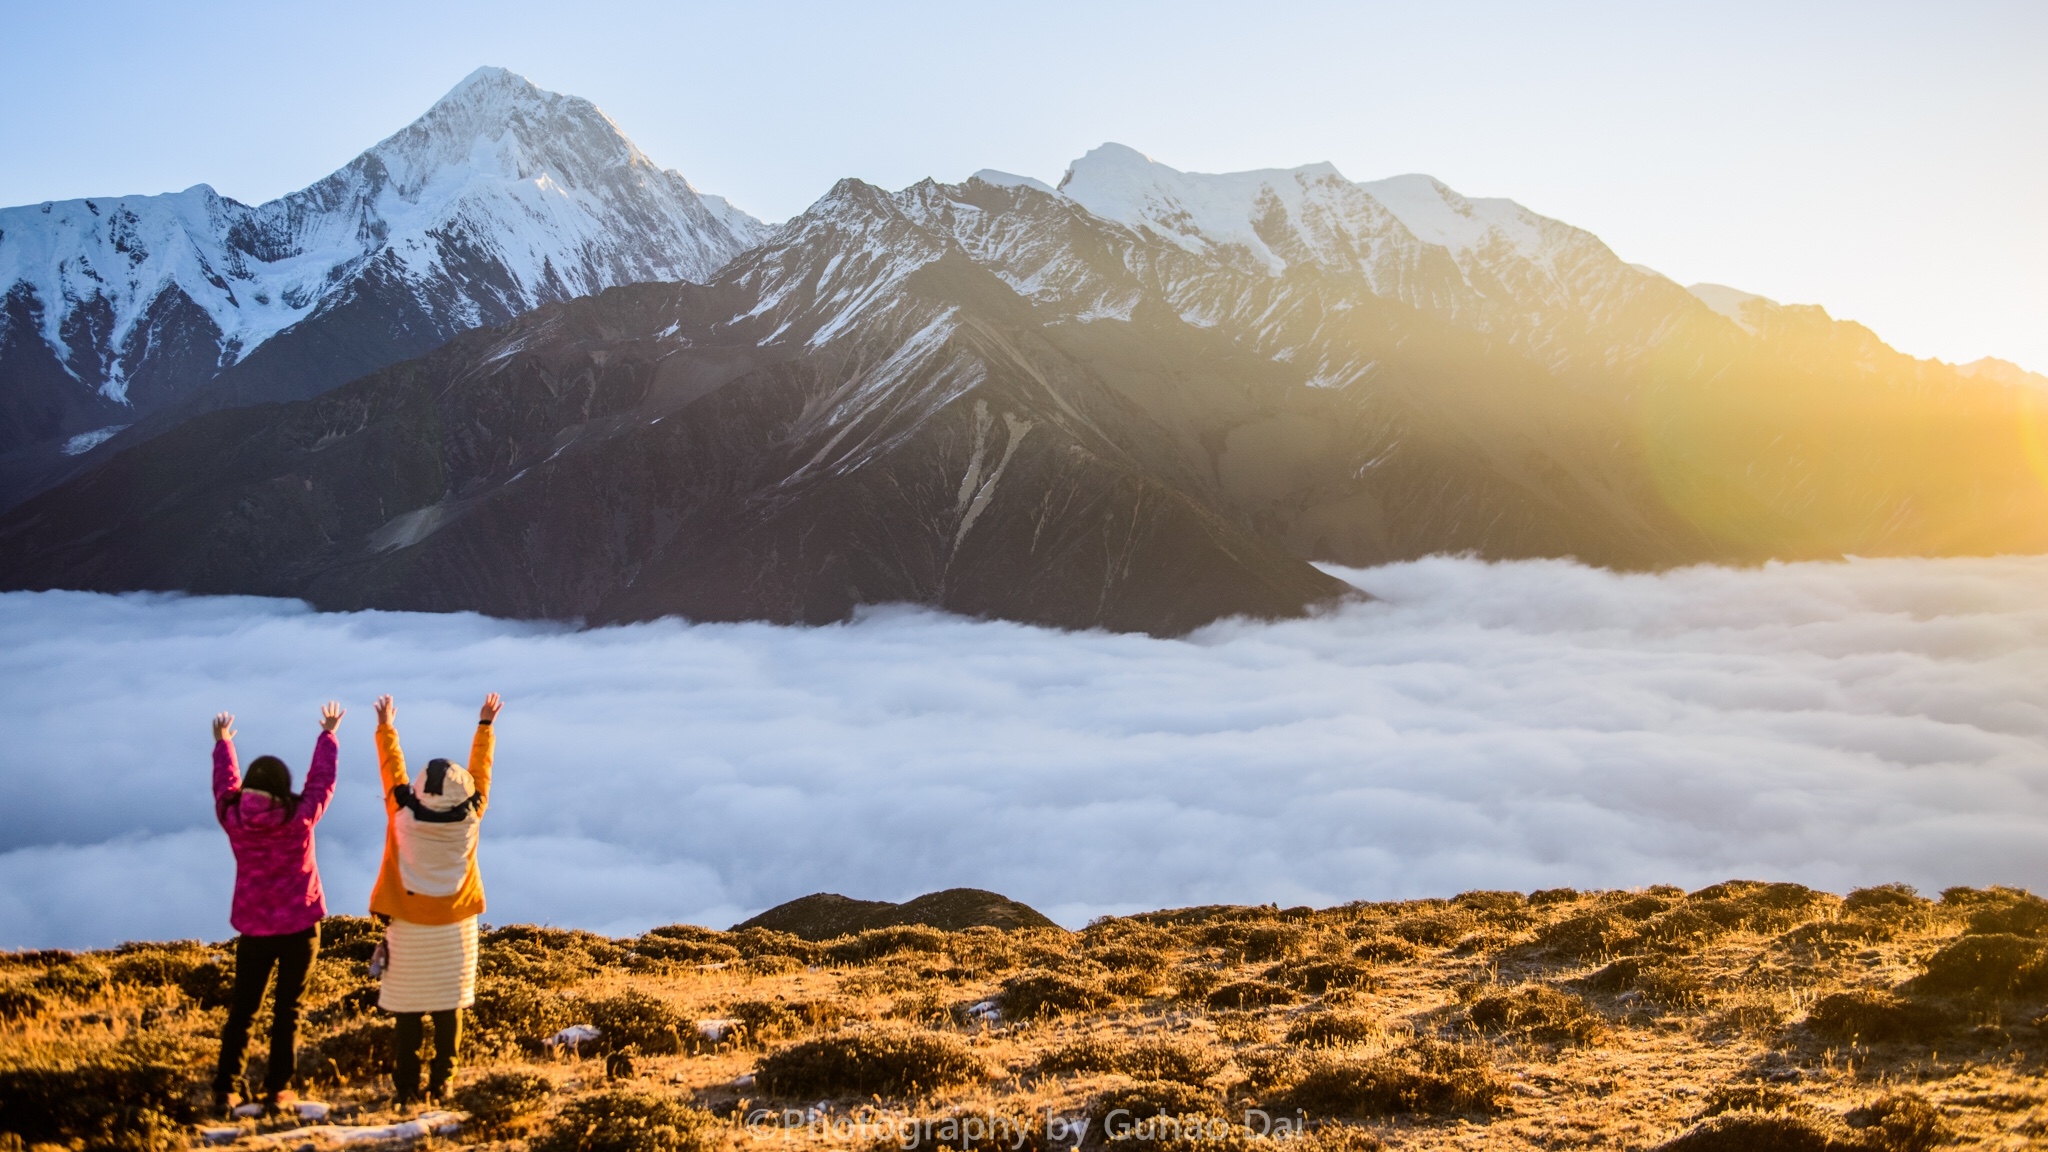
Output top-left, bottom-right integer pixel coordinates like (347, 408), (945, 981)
(60, 425), (129, 455)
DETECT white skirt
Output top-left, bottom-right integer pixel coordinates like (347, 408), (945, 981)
(378, 916), (479, 1013)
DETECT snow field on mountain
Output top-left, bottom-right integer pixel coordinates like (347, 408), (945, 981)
(1057, 142), (1574, 283)
(2, 554), (2044, 950)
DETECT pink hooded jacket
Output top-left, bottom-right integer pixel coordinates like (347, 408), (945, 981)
(213, 734), (338, 936)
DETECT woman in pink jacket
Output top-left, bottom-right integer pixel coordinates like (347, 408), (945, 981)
(209, 702), (342, 1114)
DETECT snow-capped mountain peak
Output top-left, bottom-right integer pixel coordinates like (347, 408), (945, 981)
(1052, 143), (1714, 371)
(1057, 143), (1362, 274)
(0, 66), (765, 456)
(970, 170), (1057, 195)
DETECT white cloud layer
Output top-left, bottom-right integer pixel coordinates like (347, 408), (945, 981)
(3, 555), (2046, 950)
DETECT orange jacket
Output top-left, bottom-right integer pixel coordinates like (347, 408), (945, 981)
(368, 721), (494, 924)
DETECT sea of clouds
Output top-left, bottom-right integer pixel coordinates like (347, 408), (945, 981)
(2, 554), (2045, 950)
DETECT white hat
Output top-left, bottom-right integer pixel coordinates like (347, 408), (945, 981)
(418, 758), (475, 812)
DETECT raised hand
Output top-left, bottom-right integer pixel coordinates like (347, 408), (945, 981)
(212, 712), (236, 742)
(479, 692), (502, 723)
(320, 701), (346, 733)
(374, 695), (396, 727)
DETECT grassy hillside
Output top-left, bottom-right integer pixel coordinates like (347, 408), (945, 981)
(3, 882), (2045, 1151)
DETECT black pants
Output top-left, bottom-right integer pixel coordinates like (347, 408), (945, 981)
(393, 1009), (461, 1099)
(214, 924), (320, 1097)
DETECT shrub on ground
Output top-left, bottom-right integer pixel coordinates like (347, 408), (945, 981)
(1653, 1111), (1837, 1151)
(1777, 919), (1903, 951)
(455, 1069), (554, 1135)
(1086, 943), (1173, 995)
(33, 959), (109, 999)
(1842, 885), (1930, 922)
(0, 1036), (197, 1151)
(480, 932), (610, 988)
(1284, 1010), (1382, 1048)
(1104, 968), (1170, 998)
(1685, 882), (1839, 934)
(730, 997), (855, 1045)
(468, 980), (569, 1053)
(1633, 907), (1732, 953)
(1171, 965), (1225, 1003)
(1805, 990), (1949, 1044)
(487, 924), (629, 962)
(1910, 934), (2048, 999)
(1000, 969), (1117, 1019)
(1090, 1079), (1228, 1127)
(1197, 921), (1310, 963)
(580, 989), (687, 1055)
(891, 988), (955, 1026)
(0, 949), (73, 971)
(0, 987), (46, 1022)
(839, 963), (930, 998)
(1206, 980), (1295, 1011)
(1233, 1047), (1305, 1096)
(1350, 937), (1417, 965)
(826, 926), (951, 965)
(178, 956), (236, 1008)
(1270, 1039), (1508, 1117)
(106, 942), (205, 988)
(1698, 1084), (1799, 1117)
(1268, 957), (1374, 994)
(1582, 957), (1708, 1007)
(1037, 1034), (1225, 1084)
(318, 915), (383, 963)
(634, 925), (742, 965)
(1209, 1011), (1270, 1045)
(306, 978), (382, 1029)
(299, 1017), (394, 1086)
(755, 1026), (988, 1097)
(741, 954), (807, 977)
(1940, 885), (2044, 923)
(1451, 891), (1536, 933)
(1389, 912), (1470, 948)
(1961, 893), (2048, 938)
(1536, 913), (1633, 961)
(531, 1089), (721, 1152)
(1081, 921), (1180, 957)
(1610, 893), (1680, 921)
(940, 927), (1026, 978)
(727, 927), (822, 964)
(1706, 1001), (1788, 1038)
(1466, 985), (1605, 1045)
(1845, 1092), (1950, 1152)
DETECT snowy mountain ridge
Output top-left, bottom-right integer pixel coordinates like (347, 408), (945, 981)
(1030, 143), (1719, 372)
(0, 66), (764, 458)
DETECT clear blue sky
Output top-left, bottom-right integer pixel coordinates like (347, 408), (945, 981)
(2, 0), (2043, 371)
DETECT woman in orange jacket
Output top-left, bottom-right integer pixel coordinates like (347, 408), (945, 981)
(369, 691), (499, 1106)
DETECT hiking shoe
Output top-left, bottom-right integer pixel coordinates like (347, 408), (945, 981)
(263, 1089), (299, 1116)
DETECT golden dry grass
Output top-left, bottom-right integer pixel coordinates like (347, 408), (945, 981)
(3, 882), (2045, 1151)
